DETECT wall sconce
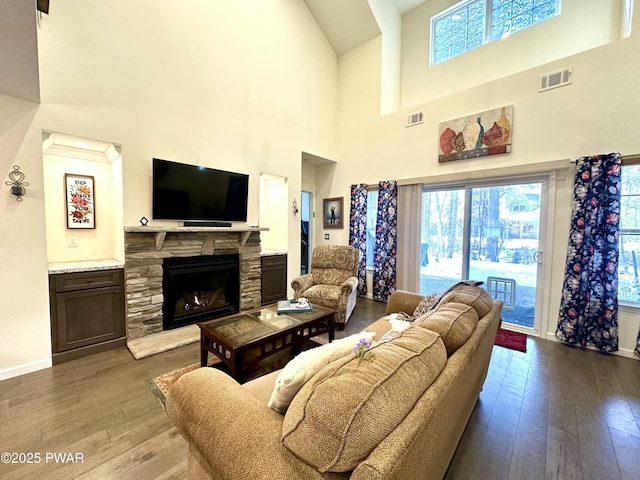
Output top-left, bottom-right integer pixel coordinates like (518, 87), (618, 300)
(5, 165), (29, 202)
(292, 198), (299, 215)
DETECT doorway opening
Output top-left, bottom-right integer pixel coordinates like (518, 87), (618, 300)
(301, 191), (312, 274)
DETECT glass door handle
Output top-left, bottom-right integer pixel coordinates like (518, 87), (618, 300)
(533, 251), (543, 264)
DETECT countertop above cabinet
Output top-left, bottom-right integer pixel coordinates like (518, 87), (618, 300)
(48, 258), (124, 274)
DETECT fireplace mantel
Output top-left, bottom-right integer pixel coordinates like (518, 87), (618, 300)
(124, 225), (268, 249)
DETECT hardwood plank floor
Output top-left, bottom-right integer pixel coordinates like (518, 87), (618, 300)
(1, 298), (639, 479)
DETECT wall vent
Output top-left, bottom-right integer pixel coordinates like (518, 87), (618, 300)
(538, 67), (573, 92)
(406, 112), (424, 127)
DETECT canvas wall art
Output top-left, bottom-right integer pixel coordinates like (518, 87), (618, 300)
(438, 105), (513, 163)
(65, 173), (95, 229)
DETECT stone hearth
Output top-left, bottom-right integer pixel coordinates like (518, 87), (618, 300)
(124, 226), (265, 340)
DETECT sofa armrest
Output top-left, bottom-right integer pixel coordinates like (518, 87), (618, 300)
(340, 276), (358, 296)
(291, 273), (314, 297)
(385, 290), (424, 316)
(167, 368), (328, 479)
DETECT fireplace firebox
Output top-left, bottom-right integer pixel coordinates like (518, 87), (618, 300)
(162, 254), (240, 330)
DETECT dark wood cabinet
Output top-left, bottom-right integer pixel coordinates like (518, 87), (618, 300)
(261, 254), (287, 305)
(49, 269), (126, 364)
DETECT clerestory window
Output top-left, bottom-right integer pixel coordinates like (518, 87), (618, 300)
(431, 0), (560, 65)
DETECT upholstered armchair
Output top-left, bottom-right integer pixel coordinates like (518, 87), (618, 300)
(291, 245), (359, 326)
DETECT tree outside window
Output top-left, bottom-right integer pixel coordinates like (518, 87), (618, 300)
(619, 164), (640, 304)
(431, 0), (560, 65)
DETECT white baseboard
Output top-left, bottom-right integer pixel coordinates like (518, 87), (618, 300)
(0, 358), (52, 381)
(545, 332), (639, 360)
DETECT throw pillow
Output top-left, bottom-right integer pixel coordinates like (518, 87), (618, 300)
(282, 327), (447, 473)
(267, 331), (376, 414)
(412, 293), (439, 319)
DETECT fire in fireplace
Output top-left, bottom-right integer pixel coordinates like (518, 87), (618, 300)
(162, 254), (240, 330)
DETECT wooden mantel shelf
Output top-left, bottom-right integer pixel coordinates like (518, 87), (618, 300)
(124, 225), (268, 249)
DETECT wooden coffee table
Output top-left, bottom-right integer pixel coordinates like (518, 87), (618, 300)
(197, 303), (335, 382)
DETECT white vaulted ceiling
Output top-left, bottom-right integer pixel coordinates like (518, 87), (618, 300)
(303, 0), (427, 56)
(0, 0), (40, 102)
(0, 0), (429, 104)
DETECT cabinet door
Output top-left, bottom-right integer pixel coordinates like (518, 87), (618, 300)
(261, 255), (287, 304)
(56, 286), (124, 352)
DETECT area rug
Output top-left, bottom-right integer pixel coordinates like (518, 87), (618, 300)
(148, 336), (328, 409)
(148, 360), (219, 410)
(494, 328), (527, 352)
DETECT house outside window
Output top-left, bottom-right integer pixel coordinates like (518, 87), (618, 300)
(619, 163), (640, 304)
(431, 0), (560, 65)
(366, 190), (379, 268)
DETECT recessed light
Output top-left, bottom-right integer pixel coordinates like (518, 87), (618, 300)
(75, 141), (91, 149)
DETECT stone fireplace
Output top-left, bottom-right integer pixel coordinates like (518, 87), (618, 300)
(124, 226), (264, 340)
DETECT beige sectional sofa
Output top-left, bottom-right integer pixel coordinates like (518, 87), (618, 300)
(167, 284), (503, 480)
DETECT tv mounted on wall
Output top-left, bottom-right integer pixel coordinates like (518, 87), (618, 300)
(152, 158), (249, 226)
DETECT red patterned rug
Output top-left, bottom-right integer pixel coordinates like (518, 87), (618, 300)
(494, 328), (527, 352)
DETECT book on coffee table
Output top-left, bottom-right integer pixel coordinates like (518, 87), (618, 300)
(277, 300), (313, 313)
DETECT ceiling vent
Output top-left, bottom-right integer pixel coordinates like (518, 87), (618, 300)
(538, 67), (573, 92)
(406, 112), (424, 127)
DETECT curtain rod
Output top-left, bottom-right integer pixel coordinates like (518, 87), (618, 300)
(570, 154), (640, 164)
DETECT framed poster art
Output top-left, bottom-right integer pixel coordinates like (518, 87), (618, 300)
(65, 173), (95, 229)
(323, 197), (343, 229)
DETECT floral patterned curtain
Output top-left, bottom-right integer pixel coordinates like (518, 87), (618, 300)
(349, 184), (368, 296)
(556, 153), (621, 352)
(373, 180), (398, 302)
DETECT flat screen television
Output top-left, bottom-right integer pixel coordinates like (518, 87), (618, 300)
(152, 158), (249, 224)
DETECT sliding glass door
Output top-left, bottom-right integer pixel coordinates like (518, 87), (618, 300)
(420, 180), (544, 332)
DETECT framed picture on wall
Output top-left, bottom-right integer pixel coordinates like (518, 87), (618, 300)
(65, 173), (96, 229)
(323, 197), (343, 229)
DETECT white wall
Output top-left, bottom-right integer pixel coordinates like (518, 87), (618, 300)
(0, 95), (51, 378)
(36, 0), (339, 315)
(43, 152), (118, 262)
(2, 0), (638, 379)
(401, 0), (623, 107)
(336, 29), (640, 355)
(0, 0), (339, 379)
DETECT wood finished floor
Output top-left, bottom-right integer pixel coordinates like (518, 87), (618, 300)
(1, 298), (639, 479)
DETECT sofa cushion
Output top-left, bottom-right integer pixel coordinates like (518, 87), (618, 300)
(267, 331), (376, 414)
(281, 327), (447, 472)
(436, 283), (494, 318)
(414, 302), (478, 356)
(300, 284), (340, 308)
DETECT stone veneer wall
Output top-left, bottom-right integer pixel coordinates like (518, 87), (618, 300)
(124, 229), (262, 339)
